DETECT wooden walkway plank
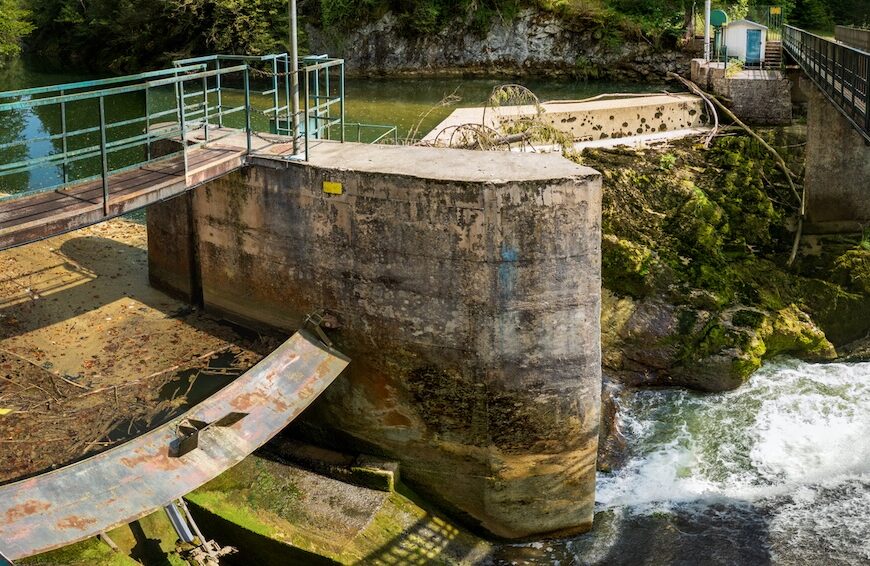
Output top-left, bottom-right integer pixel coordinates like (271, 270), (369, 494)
(0, 146), (246, 251)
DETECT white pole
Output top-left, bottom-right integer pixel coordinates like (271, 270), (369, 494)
(290, 0), (300, 148)
(704, 0), (712, 62)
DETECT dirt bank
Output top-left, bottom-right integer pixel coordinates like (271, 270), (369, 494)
(0, 220), (279, 483)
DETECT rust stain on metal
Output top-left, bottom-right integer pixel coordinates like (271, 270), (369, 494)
(56, 516), (97, 530)
(0, 331), (349, 561)
(228, 390), (268, 412)
(4, 500), (51, 523)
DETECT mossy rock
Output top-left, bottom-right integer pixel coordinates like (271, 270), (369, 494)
(833, 249), (870, 295)
(602, 234), (659, 298)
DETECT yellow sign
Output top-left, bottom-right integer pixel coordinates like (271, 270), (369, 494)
(323, 181), (344, 195)
(770, 6), (781, 15)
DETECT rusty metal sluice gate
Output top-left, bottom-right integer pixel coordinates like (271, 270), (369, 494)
(0, 330), (349, 561)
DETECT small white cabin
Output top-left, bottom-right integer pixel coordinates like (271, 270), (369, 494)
(724, 19), (768, 64)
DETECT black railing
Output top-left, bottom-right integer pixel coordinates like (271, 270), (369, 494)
(784, 25), (869, 142)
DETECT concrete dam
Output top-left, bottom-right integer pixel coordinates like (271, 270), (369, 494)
(147, 141), (604, 539)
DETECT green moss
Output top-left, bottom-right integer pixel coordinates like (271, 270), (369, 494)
(601, 234), (658, 298)
(20, 511), (188, 566)
(764, 306), (836, 360)
(833, 249), (870, 295)
(20, 538), (136, 566)
(732, 309), (765, 329)
(187, 455), (489, 565)
(581, 132), (860, 389)
(187, 458), (301, 540)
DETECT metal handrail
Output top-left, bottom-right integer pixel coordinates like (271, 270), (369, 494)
(345, 123), (400, 145)
(0, 64), (253, 215)
(0, 52), (398, 215)
(0, 64), (207, 100)
(784, 24), (869, 142)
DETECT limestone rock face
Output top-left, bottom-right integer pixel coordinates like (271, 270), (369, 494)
(601, 290), (837, 393)
(308, 8), (690, 80)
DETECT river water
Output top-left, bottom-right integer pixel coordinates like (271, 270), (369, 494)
(0, 60), (651, 195)
(497, 359), (870, 565)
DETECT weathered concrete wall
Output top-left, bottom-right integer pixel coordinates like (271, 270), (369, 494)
(802, 77), (870, 231)
(691, 59), (792, 125)
(147, 142), (603, 540)
(147, 193), (199, 302)
(424, 94), (706, 145)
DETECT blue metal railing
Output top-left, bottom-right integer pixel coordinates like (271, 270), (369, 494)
(784, 25), (869, 142)
(172, 53), (348, 160)
(0, 63), (252, 211)
(0, 53), (398, 212)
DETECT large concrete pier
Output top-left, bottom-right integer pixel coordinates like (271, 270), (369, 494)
(147, 141), (602, 539)
(801, 76), (870, 232)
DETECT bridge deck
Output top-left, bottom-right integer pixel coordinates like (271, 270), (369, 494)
(0, 146), (246, 252)
(784, 25), (869, 142)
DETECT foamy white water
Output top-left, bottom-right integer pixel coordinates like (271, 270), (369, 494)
(595, 358), (870, 564)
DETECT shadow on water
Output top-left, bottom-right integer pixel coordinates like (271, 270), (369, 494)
(493, 500), (773, 566)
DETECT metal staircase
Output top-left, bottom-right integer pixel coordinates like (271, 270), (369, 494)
(765, 40), (783, 69)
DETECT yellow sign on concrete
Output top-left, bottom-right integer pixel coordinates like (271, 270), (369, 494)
(323, 181), (344, 195)
(770, 6), (781, 14)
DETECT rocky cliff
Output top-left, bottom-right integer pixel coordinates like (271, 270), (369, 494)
(308, 8), (693, 80)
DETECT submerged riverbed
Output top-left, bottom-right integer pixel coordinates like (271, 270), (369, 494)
(498, 359), (870, 565)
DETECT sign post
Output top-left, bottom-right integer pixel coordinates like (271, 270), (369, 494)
(704, 0), (712, 61)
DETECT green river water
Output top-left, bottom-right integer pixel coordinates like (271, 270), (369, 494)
(0, 60), (652, 196)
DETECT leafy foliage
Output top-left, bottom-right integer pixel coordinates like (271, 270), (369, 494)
(0, 0), (34, 67)
(25, 0), (291, 72)
(14, 0), (869, 72)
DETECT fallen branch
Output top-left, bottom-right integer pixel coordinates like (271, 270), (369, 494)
(667, 73), (805, 266)
(76, 345), (234, 399)
(667, 74), (719, 148)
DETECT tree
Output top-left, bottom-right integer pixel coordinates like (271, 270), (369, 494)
(791, 0), (833, 29)
(0, 0), (34, 67)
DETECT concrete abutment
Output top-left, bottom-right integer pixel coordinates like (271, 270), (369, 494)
(147, 142), (603, 539)
(801, 76), (870, 232)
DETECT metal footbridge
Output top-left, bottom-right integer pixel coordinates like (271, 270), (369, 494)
(0, 54), (397, 252)
(784, 25), (869, 142)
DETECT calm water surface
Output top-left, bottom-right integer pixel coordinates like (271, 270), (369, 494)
(0, 61), (654, 195)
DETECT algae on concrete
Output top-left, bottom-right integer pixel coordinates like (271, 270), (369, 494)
(185, 454), (491, 565)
